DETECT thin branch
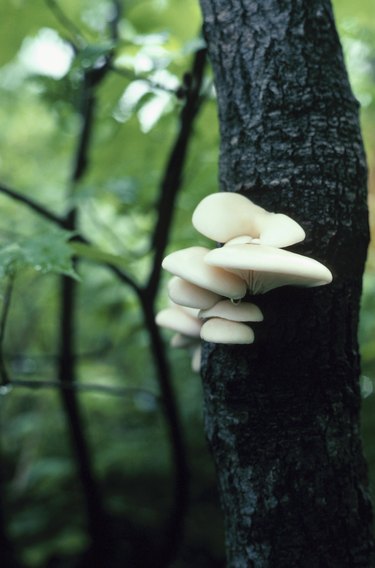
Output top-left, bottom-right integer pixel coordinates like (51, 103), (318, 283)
(54, 4), (124, 551)
(109, 64), (180, 95)
(132, 43), (208, 565)
(108, 0), (122, 42)
(6, 343), (111, 362)
(72, 234), (140, 290)
(146, 47), (207, 297)
(0, 183), (140, 292)
(2, 378), (159, 402)
(0, 183), (65, 227)
(45, 0), (86, 49)
(139, 294), (189, 566)
(0, 276), (14, 387)
(0, 447), (19, 567)
(54, 3), (126, 557)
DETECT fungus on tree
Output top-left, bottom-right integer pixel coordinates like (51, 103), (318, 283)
(205, 243), (333, 295)
(192, 192), (305, 247)
(155, 305), (202, 337)
(200, 317), (255, 344)
(157, 193), (332, 351)
(168, 276), (221, 309)
(155, 303), (202, 372)
(162, 246), (247, 300)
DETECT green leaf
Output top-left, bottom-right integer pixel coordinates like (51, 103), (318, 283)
(75, 42), (116, 70)
(0, 243), (24, 276)
(0, 229), (78, 279)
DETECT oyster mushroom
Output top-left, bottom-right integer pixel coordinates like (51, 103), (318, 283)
(191, 345), (202, 373)
(155, 304), (202, 372)
(168, 276), (221, 309)
(205, 243), (332, 295)
(155, 306), (202, 337)
(192, 192), (305, 248)
(200, 317), (255, 344)
(162, 246), (247, 300)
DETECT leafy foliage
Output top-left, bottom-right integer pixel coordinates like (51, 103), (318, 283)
(0, 229), (77, 279)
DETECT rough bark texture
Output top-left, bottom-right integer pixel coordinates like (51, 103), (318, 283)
(198, 1), (374, 566)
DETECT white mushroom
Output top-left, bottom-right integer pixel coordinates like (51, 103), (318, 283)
(155, 307), (202, 337)
(192, 192), (305, 248)
(199, 299), (263, 322)
(257, 213), (305, 248)
(162, 246), (247, 300)
(168, 276), (221, 309)
(205, 243), (332, 295)
(156, 305), (202, 373)
(200, 317), (255, 344)
(191, 345), (202, 373)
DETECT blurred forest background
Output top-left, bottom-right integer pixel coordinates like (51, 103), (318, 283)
(0, 0), (374, 566)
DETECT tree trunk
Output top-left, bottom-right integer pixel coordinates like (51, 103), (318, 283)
(198, 0), (374, 566)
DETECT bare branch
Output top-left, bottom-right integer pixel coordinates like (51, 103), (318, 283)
(0, 183), (140, 292)
(45, 0), (86, 49)
(138, 292), (190, 565)
(2, 378), (159, 402)
(108, 0), (123, 42)
(109, 64), (180, 95)
(146, 46), (207, 297)
(0, 276), (14, 387)
(0, 183), (65, 227)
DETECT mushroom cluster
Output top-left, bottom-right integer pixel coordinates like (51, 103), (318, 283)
(156, 192), (332, 371)
(155, 302), (202, 372)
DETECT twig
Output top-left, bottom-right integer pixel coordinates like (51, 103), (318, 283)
(0, 185), (139, 291)
(108, 0), (122, 42)
(139, 293), (190, 565)
(0, 462), (19, 567)
(146, 47), (207, 297)
(0, 183), (65, 227)
(110, 64), (179, 95)
(71, 235), (139, 290)
(2, 378), (159, 402)
(45, 0), (86, 49)
(0, 276), (14, 387)
(6, 343), (111, 362)
(55, 2), (123, 551)
(0, 293), (19, 565)
(138, 44), (207, 565)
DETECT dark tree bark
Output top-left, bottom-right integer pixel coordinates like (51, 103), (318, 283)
(198, 1), (374, 566)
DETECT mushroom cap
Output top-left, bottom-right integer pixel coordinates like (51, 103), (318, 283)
(162, 246), (247, 299)
(199, 299), (263, 322)
(192, 193), (263, 243)
(257, 213), (305, 248)
(205, 244), (332, 294)
(156, 307), (202, 337)
(192, 193), (305, 247)
(191, 345), (202, 373)
(168, 276), (221, 309)
(200, 317), (255, 344)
